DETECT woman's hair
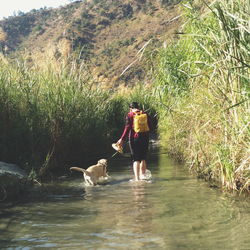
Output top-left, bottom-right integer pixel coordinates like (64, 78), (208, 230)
(129, 102), (139, 109)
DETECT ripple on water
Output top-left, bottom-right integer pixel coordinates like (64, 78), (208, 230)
(1, 154), (250, 249)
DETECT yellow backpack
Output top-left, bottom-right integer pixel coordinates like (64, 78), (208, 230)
(133, 111), (149, 133)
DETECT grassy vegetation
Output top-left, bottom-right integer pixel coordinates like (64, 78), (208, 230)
(0, 54), (158, 180)
(0, 55), (125, 179)
(1, 0), (248, 194)
(154, 0), (249, 191)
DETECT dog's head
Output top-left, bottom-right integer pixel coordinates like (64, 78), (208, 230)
(98, 159), (107, 167)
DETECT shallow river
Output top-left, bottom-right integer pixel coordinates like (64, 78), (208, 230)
(1, 151), (250, 249)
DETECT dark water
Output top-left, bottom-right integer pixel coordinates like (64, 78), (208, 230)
(0, 151), (250, 249)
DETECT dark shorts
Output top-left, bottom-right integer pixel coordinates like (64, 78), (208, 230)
(129, 133), (149, 162)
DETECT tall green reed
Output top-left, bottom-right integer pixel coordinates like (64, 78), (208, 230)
(0, 56), (127, 179)
(154, 0), (249, 191)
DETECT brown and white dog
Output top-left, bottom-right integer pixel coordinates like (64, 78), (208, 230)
(70, 159), (108, 185)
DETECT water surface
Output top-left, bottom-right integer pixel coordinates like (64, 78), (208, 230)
(1, 152), (249, 249)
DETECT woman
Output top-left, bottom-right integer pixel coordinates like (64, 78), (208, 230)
(116, 102), (150, 181)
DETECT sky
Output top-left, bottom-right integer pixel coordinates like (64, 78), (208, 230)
(0, 0), (71, 20)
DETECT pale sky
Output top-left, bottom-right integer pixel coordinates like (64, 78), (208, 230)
(0, 0), (71, 20)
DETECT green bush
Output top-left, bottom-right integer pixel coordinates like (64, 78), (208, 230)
(154, 0), (250, 191)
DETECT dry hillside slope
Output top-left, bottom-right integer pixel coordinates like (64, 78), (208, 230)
(0, 0), (183, 86)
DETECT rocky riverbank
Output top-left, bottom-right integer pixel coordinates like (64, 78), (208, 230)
(0, 161), (32, 203)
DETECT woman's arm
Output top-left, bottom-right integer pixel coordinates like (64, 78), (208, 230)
(117, 114), (132, 145)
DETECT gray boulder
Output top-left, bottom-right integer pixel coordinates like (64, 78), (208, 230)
(0, 161), (29, 202)
(0, 161), (27, 179)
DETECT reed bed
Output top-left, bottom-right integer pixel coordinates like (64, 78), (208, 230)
(0, 55), (129, 179)
(154, 0), (249, 191)
(0, 54), (157, 179)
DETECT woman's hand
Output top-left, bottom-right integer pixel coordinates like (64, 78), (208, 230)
(116, 139), (123, 147)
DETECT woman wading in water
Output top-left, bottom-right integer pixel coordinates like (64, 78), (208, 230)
(116, 102), (151, 181)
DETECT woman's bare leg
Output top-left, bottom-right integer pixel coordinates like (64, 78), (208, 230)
(133, 161), (140, 181)
(140, 160), (147, 178)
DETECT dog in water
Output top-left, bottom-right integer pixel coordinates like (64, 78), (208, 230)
(70, 159), (108, 185)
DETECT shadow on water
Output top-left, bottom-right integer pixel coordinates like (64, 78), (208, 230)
(0, 145), (250, 249)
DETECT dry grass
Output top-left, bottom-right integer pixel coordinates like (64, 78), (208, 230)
(1, 0), (182, 87)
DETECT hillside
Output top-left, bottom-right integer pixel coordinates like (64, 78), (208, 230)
(0, 0), (182, 87)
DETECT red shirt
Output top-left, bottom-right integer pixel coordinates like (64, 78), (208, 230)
(120, 110), (150, 141)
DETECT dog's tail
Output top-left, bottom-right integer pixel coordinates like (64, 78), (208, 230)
(70, 167), (86, 174)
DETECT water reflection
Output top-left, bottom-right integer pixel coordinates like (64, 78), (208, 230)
(129, 182), (166, 249)
(0, 153), (249, 249)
